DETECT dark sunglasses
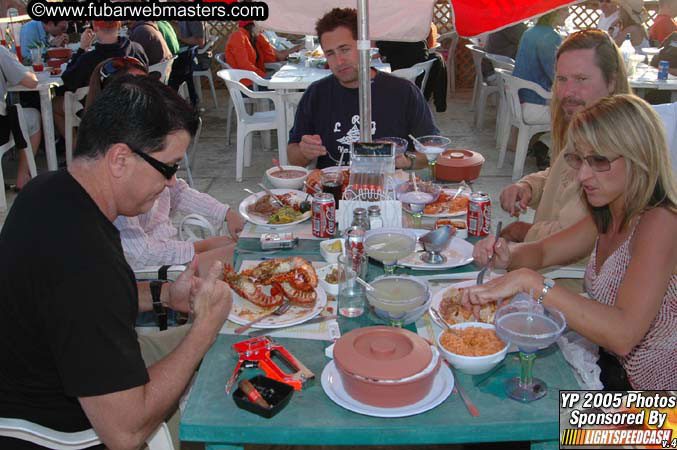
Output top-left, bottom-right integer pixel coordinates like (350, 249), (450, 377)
(128, 145), (180, 180)
(563, 153), (620, 172)
(99, 56), (148, 84)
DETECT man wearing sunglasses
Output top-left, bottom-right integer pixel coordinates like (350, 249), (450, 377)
(0, 76), (232, 450)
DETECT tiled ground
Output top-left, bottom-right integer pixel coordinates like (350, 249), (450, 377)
(1, 87), (541, 449)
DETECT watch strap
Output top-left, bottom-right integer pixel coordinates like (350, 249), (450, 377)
(150, 280), (168, 331)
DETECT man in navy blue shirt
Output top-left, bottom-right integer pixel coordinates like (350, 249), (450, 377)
(287, 8), (438, 170)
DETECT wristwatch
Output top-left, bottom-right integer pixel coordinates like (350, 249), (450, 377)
(404, 151), (417, 169)
(536, 277), (555, 305)
(150, 280), (168, 331)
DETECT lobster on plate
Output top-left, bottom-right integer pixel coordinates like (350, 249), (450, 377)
(224, 257), (318, 308)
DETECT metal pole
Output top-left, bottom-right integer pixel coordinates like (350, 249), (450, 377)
(357, 0), (372, 142)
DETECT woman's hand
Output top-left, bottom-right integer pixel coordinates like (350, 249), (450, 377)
(473, 234), (511, 269)
(225, 209), (245, 239)
(461, 268), (542, 319)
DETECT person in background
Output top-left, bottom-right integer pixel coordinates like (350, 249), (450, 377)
(597, 0), (621, 40)
(649, 0), (677, 46)
(0, 75), (232, 450)
(480, 22), (527, 80)
(465, 95), (677, 391)
(615, 0), (650, 51)
(19, 20), (68, 51)
(650, 31), (677, 76)
(173, 21), (206, 105)
(129, 20), (172, 66)
(157, 20), (180, 56)
(225, 20), (299, 85)
(0, 45), (41, 191)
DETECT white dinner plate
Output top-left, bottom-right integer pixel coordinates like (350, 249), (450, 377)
(429, 279), (477, 328)
(402, 188), (471, 218)
(228, 260), (327, 328)
(238, 188), (311, 228)
(321, 360), (454, 418)
(398, 230), (474, 271)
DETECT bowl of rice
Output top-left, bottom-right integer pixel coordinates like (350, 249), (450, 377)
(437, 322), (509, 375)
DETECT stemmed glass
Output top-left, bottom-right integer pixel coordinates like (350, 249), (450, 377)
(494, 297), (567, 403)
(397, 181), (441, 228)
(364, 228), (417, 276)
(413, 135), (451, 181)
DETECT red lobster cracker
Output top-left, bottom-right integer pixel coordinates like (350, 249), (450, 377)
(224, 257), (318, 307)
(225, 337), (315, 394)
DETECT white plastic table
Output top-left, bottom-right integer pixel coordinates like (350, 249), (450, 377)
(629, 64), (677, 102)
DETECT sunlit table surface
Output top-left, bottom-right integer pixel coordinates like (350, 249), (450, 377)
(629, 64), (677, 102)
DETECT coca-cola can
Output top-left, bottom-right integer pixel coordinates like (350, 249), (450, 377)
(312, 193), (335, 238)
(467, 192), (491, 237)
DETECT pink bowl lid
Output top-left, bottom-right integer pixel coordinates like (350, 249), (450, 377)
(333, 326), (432, 380)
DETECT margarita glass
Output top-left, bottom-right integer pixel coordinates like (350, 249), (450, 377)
(494, 297), (567, 403)
(397, 181), (441, 228)
(414, 135), (451, 180)
(364, 228), (417, 276)
(365, 275), (430, 327)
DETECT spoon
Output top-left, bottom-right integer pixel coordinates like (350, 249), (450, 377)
(429, 306), (452, 330)
(257, 183), (285, 207)
(243, 188), (256, 195)
(355, 277), (376, 293)
(409, 134), (425, 152)
(272, 158), (285, 174)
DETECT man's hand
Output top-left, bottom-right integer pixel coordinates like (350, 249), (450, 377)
(395, 154), (411, 169)
(190, 261), (232, 334)
(499, 182), (532, 216)
(499, 221), (532, 243)
(472, 234), (511, 269)
(164, 256), (199, 313)
(79, 29), (95, 51)
(298, 135), (327, 161)
(51, 34), (69, 47)
(226, 208), (245, 239)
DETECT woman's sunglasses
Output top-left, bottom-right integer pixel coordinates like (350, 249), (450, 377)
(128, 145), (180, 180)
(99, 56), (148, 84)
(563, 153), (620, 172)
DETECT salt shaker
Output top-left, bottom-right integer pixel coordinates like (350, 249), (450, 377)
(367, 205), (383, 229)
(351, 208), (370, 231)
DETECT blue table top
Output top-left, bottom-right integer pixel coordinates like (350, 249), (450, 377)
(180, 238), (580, 448)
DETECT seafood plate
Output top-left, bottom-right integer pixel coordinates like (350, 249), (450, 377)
(239, 189), (311, 227)
(225, 258), (327, 329)
(430, 280), (510, 327)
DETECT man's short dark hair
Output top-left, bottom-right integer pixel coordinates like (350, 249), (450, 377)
(74, 75), (200, 159)
(315, 8), (357, 43)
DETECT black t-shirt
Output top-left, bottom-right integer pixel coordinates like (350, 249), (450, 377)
(0, 170), (149, 446)
(288, 70), (440, 169)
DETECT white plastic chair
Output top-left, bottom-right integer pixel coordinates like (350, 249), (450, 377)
(495, 68), (552, 180)
(216, 69), (287, 181)
(63, 86), (88, 166)
(215, 53), (258, 146)
(438, 31), (459, 96)
(0, 104), (37, 211)
(149, 56), (176, 84)
(484, 53), (515, 146)
(192, 35), (219, 108)
(411, 59), (435, 94)
(0, 417), (174, 450)
(466, 44), (500, 129)
(391, 66), (425, 84)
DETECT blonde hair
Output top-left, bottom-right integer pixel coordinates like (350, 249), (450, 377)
(550, 30), (631, 159)
(566, 94), (677, 232)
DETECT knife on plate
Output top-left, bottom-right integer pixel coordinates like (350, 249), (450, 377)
(248, 315), (338, 337)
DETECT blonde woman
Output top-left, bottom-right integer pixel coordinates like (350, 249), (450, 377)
(464, 95), (677, 390)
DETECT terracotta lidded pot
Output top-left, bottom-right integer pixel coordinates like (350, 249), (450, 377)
(435, 149), (485, 182)
(333, 326), (440, 407)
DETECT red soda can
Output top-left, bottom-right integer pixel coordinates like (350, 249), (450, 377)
(312, 193), (335, 238)
(467, 192), (491, 237)
(344, 225), (365, 274)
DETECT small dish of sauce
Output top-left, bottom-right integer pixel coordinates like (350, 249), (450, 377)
(271, 169), (306, 179)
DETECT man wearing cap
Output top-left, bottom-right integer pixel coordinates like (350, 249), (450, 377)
(286, 8), (438, 170)
(52, 21), (148, 140)
(614, 0), (650, 50)
(225, 20), (299, 84)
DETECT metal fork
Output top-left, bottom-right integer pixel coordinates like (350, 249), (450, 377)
(476, 220), (502, 285)
(234, 302), (291, 334)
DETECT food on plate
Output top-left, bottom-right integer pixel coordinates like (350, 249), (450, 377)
(435, 218), (466, 230)
(268, 206), (303, 224)
(324, 240), (342, 253)
(423, 191), (469, 215)
(440, 327), (506, 356)
(224, 257), (318, 307)
(439, 286), (509, 324)
(305, 49), (323, 57)
(270, 169), (307, 179)
(246, 193), (304, 223)
(324, 267), (340, 285)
